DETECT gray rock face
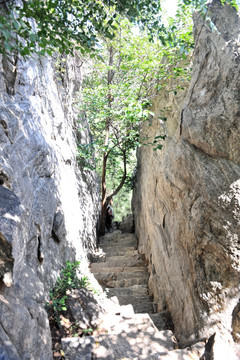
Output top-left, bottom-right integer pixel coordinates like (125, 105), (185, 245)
(0, 186), (20, 280)
(67, 288), (105, 329)
(119, 213), (134, 233)
(0, 52), (99, 358)
(133, 0), (240, 356)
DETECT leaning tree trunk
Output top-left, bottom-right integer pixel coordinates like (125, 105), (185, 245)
(98, 44), (128, 236)
(99, 151), (109, 236)
(99, 149), (127, 236)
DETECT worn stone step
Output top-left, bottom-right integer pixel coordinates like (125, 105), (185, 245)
(99, 232), (136, 247)
(94, 273), (149, 288)
(92, 246), (137, 263)
(92, 266), (149, 287)
(90, 253), (146, 270)
(99, 242), (137, 251)
(114, 297), (154, 313)
(98, 246), (137, 258)
(94, 250), (142, 264)
(104, 277), (149, 288)
(106, 287), (154, 313)
(91, 265), (147, 275)
(98, 312), (159, 334)
(100, 243), (135, 250)
(61, 329), (175, 360)
(107, 284), (149, 297)
(96, 312), (162, 335)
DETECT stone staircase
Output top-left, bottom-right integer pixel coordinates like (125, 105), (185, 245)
(61, 231), (205, 359)
(91, 231), (163, 324)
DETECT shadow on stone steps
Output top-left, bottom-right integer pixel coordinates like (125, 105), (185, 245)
(61, 330), (205, 360)
(61, 314), (175, 360)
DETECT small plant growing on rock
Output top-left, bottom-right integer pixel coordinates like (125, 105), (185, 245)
(46, 261), (89, 325)
(82, 327), (93, 336)
(46, 261), (94, 358)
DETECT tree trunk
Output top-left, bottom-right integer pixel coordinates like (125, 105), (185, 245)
(98, 44), (128, 236)
(99, 45), (114, 236)
(99, 149), (127, 236)
(99, 152), (109, 236)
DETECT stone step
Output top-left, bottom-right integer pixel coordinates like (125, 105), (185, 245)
(94, 251), (143, 265)
(106, 285), (155, 313)
(118, 341), (206, 360)
(90, 253), (147, 269)
(92, 266), (149, 287)
(97, 312), (160, 335)
(103, 277), (149, 288)
(107, 284), (149, 297)
(106, 288), (155, 314)
(100, 230), (134, 239)
(98, 243), (136, 252)
(114, 296), (154, 313)
(100, 243), (135, 250)
(98, 246), (137, 258)
(91, 265), (148, 275)
(99, 232), (136, 247)
(87, 231), (181, 357)
(92, 246), (137, 263)
(61, 329), (175, 360)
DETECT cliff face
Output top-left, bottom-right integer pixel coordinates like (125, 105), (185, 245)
(0, 52), (99, 359)
(133, 0), (240, 354)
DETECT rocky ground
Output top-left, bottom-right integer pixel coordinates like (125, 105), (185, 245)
(51, 230), (209, 359)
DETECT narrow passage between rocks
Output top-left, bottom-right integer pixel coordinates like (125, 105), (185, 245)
(78, 230), (205, 359)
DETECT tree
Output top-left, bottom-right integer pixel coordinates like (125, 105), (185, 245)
(78, 15), (194, 235)
(0, 0), (163, 57)
(1, 0), (238, 56)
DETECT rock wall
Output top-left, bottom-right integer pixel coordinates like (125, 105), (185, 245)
(0, 51), (100, 358)
(133, 0), (240, 356)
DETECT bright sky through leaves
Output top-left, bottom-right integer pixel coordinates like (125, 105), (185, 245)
(162, 0), (178, 17)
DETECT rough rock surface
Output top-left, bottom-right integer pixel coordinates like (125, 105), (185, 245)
(133, 0), (240, 357)
(67, 288), (105, 329)
(119, 213), (134, 233)
(0, 51), (99, 358)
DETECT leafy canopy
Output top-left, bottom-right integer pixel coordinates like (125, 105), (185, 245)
(1, 0), (239, 57)
(77, 10), (193, 219)
(0, 0), (162, 57)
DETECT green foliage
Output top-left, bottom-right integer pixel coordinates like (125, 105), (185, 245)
(82, 327), (93, 336)
(181, 0), (239, 12)
(1, 0), (239, 58)
(153, 134), (167, 151)
(77, 142), (96, 171)
(46, 261), (90, 325)
(219, 0), (239, 9)
(77, 9), (194, 214)
(114, 188), (133, 222)
(0, 0), (162, 57)
(77, 25), (153, 209)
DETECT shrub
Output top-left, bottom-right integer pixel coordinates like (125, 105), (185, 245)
(46, 261), (90, 325)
